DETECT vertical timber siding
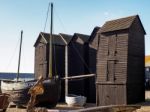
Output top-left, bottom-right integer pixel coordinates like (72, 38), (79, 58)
(96, 83), (126, 106)
(34, 38), (48, 79)
(34, 32), (97, 103)
(127, 17), (145, 103)
(68, 36), (85, 96)
(96, 15), (146, 106)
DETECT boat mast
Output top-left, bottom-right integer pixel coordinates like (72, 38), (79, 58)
(17, 30), (23, 82)
(49, 3), (53, 78)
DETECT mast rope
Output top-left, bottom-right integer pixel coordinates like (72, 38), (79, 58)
(5, 36), (20, 71)
(43, 3), (91, 77)
(53, 7), (91, 74)
(44, 3), (58, 77)
(21, 39), (28, 81)
(54, 7), (68, 33)
(43, 3), (50, 32)
(71, 42), (91, 73)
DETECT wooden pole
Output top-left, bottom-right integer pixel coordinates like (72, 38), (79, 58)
(65, 45), (68, 96)
(62, 74), (95, 80)
(49, 3), (53, 78)
(16, 30), (23, 82)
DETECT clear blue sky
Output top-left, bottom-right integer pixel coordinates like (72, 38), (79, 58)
(0, 0), (150, 73)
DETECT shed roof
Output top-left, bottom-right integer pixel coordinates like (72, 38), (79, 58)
(59, 33), (73, 45)
(145, 56), (150, 67)
(74, 33), (90, 43)
(89, 26), (100, 43)
(99, 15), (146, 34)
(34, 32), (66, 46)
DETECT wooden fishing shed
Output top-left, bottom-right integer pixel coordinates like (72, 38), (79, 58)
(96, 15), (146, 106)
(63, 33), (89, 97)
(34, 32), (97, 103)
(61, 32), (98, 103)
(34, 32), (69, 102)
(88, 26), (101, 74)
(85, 27), (100, 102)
(34, 32), (66, 79)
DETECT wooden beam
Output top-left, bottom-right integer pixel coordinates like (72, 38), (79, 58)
(62, 74), (96, 80)
(69, 105), (140, 112)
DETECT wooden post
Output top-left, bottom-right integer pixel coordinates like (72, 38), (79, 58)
(65, 45), (68, 97)
(49, 3), (53, 78)
(16, 30), (23, 82)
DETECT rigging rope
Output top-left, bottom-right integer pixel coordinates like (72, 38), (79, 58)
(72, 42), (91, 73)
(43, 3), (92, 76)
(21, 39), (28, 81)
(53, 7), (91, 74)
(54, 7), (68, 33)
(43, 3), (58, 76)
(5, 36), (20, 71)
(43, 3), (50, 32)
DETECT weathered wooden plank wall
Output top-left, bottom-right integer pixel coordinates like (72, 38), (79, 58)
(34, 39), (48, 79)
(96, 15), (145, 106)
(34, 32), (97, 103)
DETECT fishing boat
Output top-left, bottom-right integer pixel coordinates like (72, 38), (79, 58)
(1, 31), (36, 106)
(1, 3), (61, 108)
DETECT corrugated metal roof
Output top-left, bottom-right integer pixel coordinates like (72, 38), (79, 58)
(99, 15), (145, 34)
(145, 56), (150, 67)
(75, 33), (90, 43)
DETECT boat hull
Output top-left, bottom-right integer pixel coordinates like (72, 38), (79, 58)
(36, 79), (61, 108)
(1, 78), (61, 108)
(1, 80), (35, 106)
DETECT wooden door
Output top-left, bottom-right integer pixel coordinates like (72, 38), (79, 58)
(107, 61), (115, 81)
(38, 44), (47, 78)
(108, 36), (116, 56)
(106, 36), (117, 81)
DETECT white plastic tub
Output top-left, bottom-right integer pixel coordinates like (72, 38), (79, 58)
(65, 94), (86, 106)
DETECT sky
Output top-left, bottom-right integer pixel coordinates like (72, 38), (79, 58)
(0, 0), (150, 73)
